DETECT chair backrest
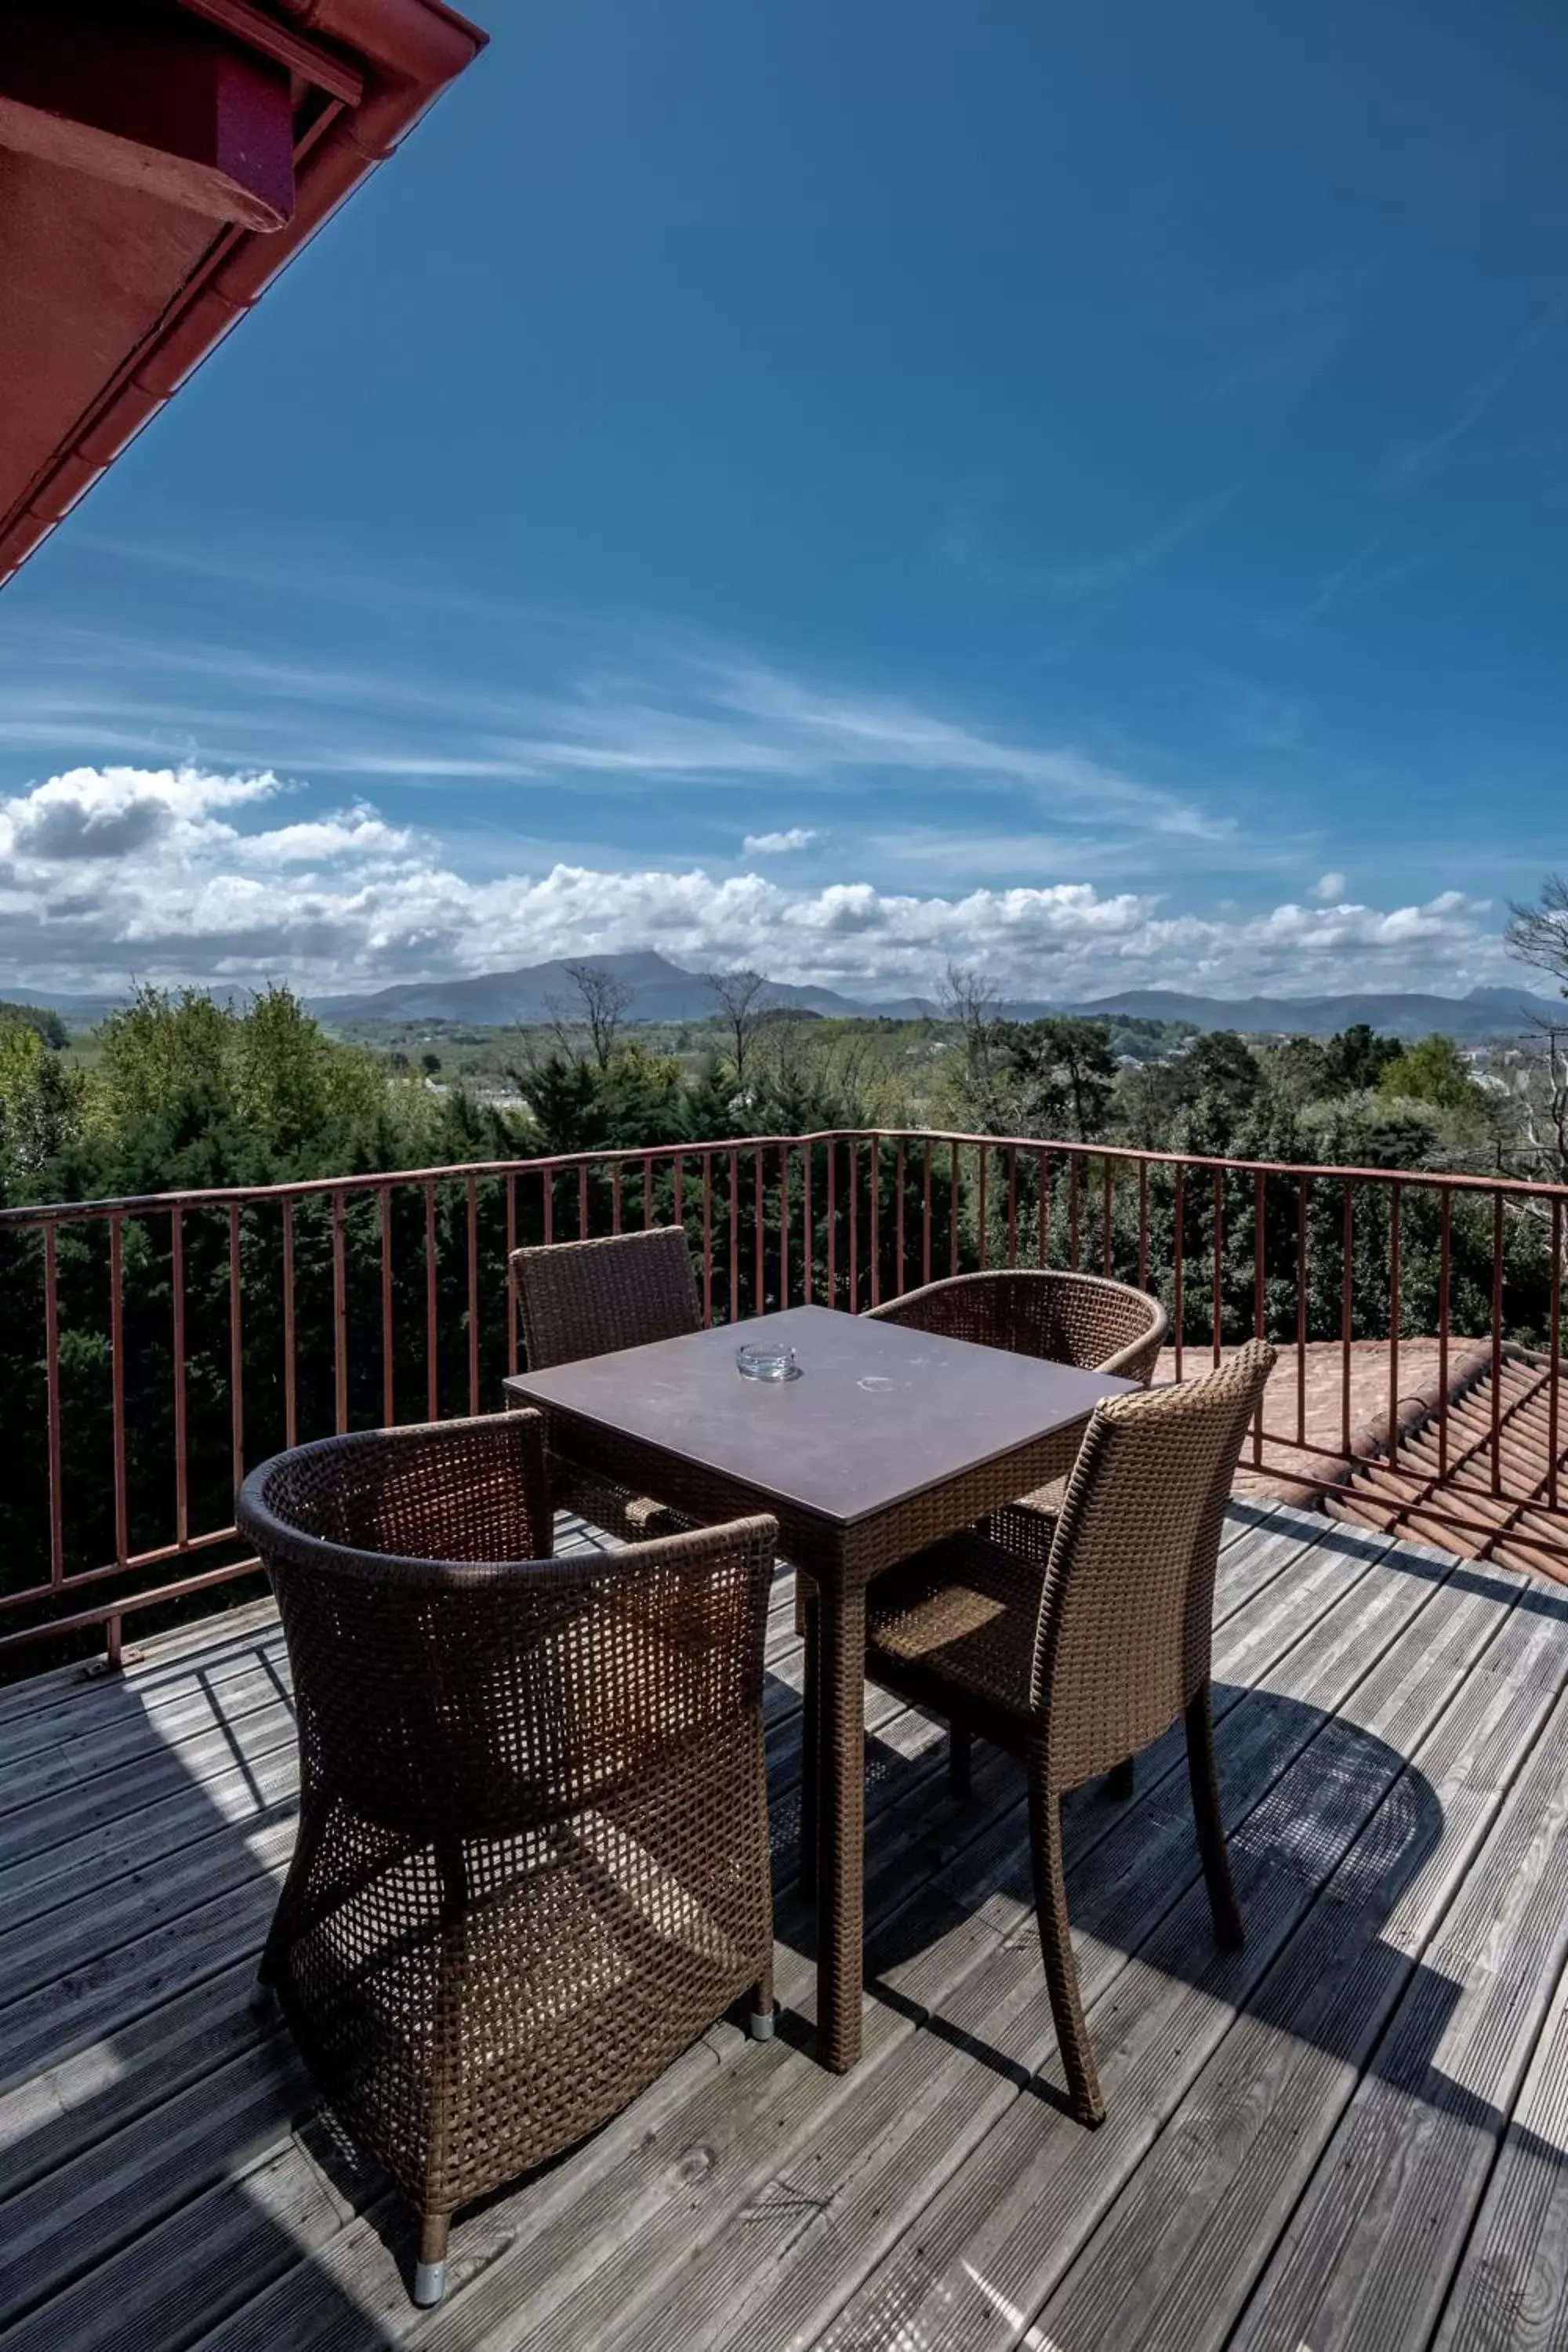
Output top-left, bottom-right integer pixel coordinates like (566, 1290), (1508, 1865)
(237, 1407), (775, 1840)
(868, 1269), (1167, 1386)
(511, 1225), (702, 1371)
(1031, 1340), (1276, 1788)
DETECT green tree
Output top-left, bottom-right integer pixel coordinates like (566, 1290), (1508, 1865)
(1323, 1023), (1404, 1094)
(1379, 1033), (1481, 1113)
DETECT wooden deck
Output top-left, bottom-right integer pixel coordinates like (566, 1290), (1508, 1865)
(4, 1503), (1568, 2351)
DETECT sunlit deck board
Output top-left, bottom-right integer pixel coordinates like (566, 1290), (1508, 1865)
(1, 1504), (1566, 2350)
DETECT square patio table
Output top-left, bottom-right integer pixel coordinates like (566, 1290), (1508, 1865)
(504, 1301), (1134, 2071)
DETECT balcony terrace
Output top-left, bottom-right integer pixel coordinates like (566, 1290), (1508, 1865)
(2, 1131), (1566, 2350)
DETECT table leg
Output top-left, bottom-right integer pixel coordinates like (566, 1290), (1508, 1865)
(798, 1588), (818, 1902)
(815, 1581), (866, 2073)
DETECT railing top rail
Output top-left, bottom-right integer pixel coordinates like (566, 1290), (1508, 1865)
(0, 1125), (1564, 1230)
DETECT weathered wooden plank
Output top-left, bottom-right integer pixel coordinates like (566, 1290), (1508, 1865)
(808, 1540), (1522, 2352)
(1024, 1569), (1566, 2352)
(0, 2034), (314, 2325)
(1228, 1661), (1568, 2350)
(1432, 1947), (1568, 2352)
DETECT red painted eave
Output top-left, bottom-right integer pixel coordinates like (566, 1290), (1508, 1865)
(0, 0), (488, 591)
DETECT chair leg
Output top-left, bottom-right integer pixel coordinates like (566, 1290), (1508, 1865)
(1105, 1755), (1135, 1801)
(413, 2210), (451, 2308)
(949, 1724), (973, 1794)
(749, 1958), (776, 2041)
(1029, 1760), (1105, 2127)
(798, 1592), (819, 1901)
(1186, 1682), (1243, 1951)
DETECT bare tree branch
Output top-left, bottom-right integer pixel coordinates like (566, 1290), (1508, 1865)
(1505, 875), (1568, 991)
(704, 967), (772, 1086)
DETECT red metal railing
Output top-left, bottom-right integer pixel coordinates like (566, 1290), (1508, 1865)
(0, 1127), (1564, 1670)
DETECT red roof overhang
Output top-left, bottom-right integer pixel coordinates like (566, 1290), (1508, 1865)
(0, 0), (487, 590)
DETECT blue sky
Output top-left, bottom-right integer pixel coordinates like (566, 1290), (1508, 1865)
(1, 0), (1566, 1000)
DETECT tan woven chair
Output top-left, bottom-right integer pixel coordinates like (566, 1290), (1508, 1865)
(861, 1340), (1275, 2126)
(510, 1226), (703, 1543)
(866, 1268), (1169, 1512)
(237, 1408), (777, 2308)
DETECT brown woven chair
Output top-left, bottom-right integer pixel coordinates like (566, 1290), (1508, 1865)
(866, 1268), (1169, 1512)
(237, 1408), (777, 2308)
(510, 1226), (704, 1543)
(861, 1339), (1275, 2126)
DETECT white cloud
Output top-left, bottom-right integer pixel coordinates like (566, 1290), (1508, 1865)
(0, 763), (1519, 1004)
(742, 827), (819, 855)
(1310, 870), (1347, 902)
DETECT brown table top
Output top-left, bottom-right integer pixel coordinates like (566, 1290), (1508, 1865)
(503, 1303), (1134, 1530)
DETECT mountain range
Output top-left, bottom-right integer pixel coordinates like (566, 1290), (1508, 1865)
(5, 956), (1558, 1042)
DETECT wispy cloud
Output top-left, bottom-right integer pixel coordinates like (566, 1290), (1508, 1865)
(938, 485), (1240, 602)
(1381, 286), (1568, 491)
(1192, 259), (1377, 404)
(1310, 869), (1347, 902)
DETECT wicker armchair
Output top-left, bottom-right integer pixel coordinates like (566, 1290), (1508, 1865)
(237, 1408), (777, 2308)
(862, 1340), (1275, 2126)
(866, 1269), (1168, 1513)
(510, 1226), (704, 1543)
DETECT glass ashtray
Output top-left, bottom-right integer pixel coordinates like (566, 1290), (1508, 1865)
(735, 1341), (800, 1383)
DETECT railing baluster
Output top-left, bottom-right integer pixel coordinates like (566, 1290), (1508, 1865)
(1298, 1175), (1310, 1451)
(673, 1152), (684, 1231)
(44, 1223), (64, 1587)
(1491, 1189), (1504, 1500)
(1006, 1146), (1018, 1269)
(827, 1138), (837, 1308)
(505, 1174), (518, 1377)
(227, 1203), (244, 1489)
(1137, 1160), (1148, 1291)
(803, 1142), (814, 1305)
(171, 1208), (187, 1545)
(949, 1140), (960, 1277)
(1341, 1184), (1355, 1461)
(848, 1139), (859, 1310)
(1173, 1164), (1185, 1380)
(578, 1163), (590, 1239)
(702, 1152), (714, 1326)
(332, 1191), (348, 1434)
(1068, 1152), (1080, 1269)
(611, 1160), (622, 1235)
(1102, 1155), (1114, 1279)
(466, 1174), (481, 1415)
(643, 1157), (654, 1230)
(110, 1214), (129, 1568)
(1387, 1181), (1401, 1475)
(922, 1138), (932, 1287)
(976, 1144), (989, 1272)
(754, 1146), (765, 1314)
(869, 1134), (880, 1307)
(1437, 1191), (1451, 1479)
(1253, 1171), (1266, 1468)
(381, 1185), (396, 1424)
(1036, 1149), (1048, 1269)
(543, 1166), (554, 1246)
(1550, 1196), (1562, 1514)
(282, 1198), (297, 1447)
(895, 1137), (906, 1297)
(424, 1181), (439, 1421)
(779, 1142), (791, 1308)
(729, 1148), (740, 1323)
(1212, 1167), (1225, 1366)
